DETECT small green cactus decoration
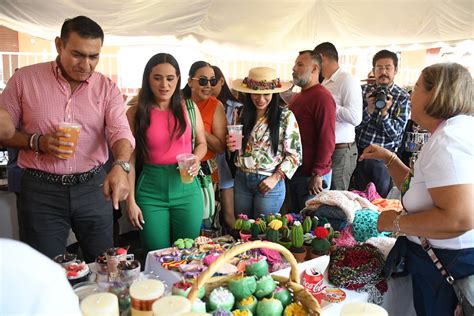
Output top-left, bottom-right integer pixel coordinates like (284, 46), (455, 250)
(312, 226), (331, 255)
(266, 213), (275, 223)
(311, 216), (319, 230)
(311, 237), (331, 254)
(291, 221), (304, 248)
(241, 219), (252, 233)
(321, 218), (335, 242)
(257, 219), (267, 234)
(266, 228), (280, 242)
(281, 226), (290, 240)
(251, 223), (260, 237)
(303, 216), (312, 233)
(281, 216), (288, 227)
(234, 215), (245, 230)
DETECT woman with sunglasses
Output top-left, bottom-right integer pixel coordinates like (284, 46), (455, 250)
(228, 67), (302, 219)
(182, 61), (227, 225)
(125, 53), (207, 252)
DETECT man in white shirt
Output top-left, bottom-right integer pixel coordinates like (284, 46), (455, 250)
(0, 238), (82, 316)
(313, 42), (362, 190)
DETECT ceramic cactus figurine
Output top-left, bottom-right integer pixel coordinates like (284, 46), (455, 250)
(303, 216), (312, 234)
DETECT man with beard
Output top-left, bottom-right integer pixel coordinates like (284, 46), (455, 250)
(313, 42), (362, 191)
(288, 50), (336, 211)
(354, 50), (410, 197)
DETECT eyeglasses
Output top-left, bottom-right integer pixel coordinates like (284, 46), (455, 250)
(191, 77), (218, 87)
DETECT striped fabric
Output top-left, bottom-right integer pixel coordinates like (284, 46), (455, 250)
(1, 60), (135, 174)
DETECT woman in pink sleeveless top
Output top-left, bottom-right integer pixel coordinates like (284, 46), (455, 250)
(125, 53), (207, 251)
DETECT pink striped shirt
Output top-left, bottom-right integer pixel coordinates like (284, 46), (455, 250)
(1, 61), (135, 174)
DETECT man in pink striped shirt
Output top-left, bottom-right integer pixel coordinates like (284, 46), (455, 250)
(1, 16), (135, 262)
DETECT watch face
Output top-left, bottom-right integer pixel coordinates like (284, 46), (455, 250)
(123, 162), (130, 171)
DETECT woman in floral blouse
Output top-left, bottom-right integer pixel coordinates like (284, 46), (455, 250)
(228, 67), (302, 219)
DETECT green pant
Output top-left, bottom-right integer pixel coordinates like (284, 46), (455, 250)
(136, 163), (203, 252)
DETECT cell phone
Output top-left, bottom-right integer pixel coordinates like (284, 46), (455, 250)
(322, 180), (328, 189)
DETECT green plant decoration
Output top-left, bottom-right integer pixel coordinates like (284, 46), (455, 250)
(291, 221), (304, 248)
(303, 216), (312, 234)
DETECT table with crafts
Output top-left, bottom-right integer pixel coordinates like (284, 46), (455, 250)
(144, 240), (416, 316)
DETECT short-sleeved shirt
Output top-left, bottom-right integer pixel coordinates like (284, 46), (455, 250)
(1, 60), (135, 174)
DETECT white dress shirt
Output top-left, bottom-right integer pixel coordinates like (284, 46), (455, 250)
(322, 68), (362, 144)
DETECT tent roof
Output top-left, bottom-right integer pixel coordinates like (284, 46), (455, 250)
(1, 0), (473, 52)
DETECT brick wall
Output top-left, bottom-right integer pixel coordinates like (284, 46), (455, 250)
(0, 26), (19, 82)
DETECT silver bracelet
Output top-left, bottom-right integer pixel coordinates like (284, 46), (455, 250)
(393, 212), (406, 236)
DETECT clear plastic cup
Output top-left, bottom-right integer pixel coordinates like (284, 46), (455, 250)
(176, 153), (196, 184)
(227, 124), (243, 150)
(58, 122), (81, 158)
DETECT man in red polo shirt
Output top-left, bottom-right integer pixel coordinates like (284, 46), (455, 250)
(289, 50), (336, 211)
(1, 16), (135, 262)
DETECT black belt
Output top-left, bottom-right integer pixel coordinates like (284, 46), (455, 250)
(25, 165), (103, 186)
(335, 142), (355, 149)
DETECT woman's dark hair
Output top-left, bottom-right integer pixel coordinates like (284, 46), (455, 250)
(241, 93), (282, 155)
(212, 65), (239, 106)
(182, 61), (212, 98)
(135, 53), (184, 164)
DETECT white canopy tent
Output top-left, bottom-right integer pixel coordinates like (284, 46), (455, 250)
(0, 0), (473, 88)
(1, 0), (473, 54)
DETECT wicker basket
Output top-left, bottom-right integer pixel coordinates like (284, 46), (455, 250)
(187, 240), (321, 315)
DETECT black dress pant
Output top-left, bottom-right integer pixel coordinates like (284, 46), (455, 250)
(20, 169), (113, 263)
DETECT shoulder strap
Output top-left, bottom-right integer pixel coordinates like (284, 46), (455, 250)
(185, 99), (196, 149)
(419, 237), (455, 285)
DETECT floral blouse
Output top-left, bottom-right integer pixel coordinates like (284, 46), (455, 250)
(236, 107), (302, 178)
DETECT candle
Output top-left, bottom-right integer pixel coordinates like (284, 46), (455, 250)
(130, 279), (165, 316)
(152, 296), (192, 315)
(80, 293), (119, 316)
(340, 302), (388, 316)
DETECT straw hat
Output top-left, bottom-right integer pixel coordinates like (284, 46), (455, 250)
(231, 67), (292, 94)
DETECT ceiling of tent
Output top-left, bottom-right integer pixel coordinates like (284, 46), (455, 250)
(0, 0), (473, 53)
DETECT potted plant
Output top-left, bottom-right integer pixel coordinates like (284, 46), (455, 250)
(310, 226), (331, 258)
(290, 221), (306, 262)
(278, 226), (292, 249)
(265, 219), (282, 243)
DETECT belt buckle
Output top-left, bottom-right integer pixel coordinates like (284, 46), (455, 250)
(61, 174), (75, 186)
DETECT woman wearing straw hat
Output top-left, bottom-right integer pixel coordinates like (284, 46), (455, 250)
(228, 67), (302, 219)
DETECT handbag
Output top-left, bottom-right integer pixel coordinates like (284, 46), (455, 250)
(185, 99), (216, 222)
(382, 235), (409, 278)
(419, 237), (474, 316)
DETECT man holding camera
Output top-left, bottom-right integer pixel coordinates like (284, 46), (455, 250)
(353, 50), (410, 197)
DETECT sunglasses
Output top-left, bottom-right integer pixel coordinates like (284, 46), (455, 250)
(192, 77), (218, 87)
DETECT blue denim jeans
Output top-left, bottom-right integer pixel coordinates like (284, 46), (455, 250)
(234, 170), (285, 219)
(406, 240), (474, 316)
(289, 171), (332, 212)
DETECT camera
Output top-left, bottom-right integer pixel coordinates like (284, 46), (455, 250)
(371, 86), (389, 110)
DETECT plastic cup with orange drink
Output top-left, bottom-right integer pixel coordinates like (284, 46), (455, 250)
(58, 122), (81, 159)
(176, 153), (196, 184)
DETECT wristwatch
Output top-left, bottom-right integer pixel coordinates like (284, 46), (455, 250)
(112, 160), (131, 173)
